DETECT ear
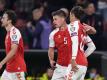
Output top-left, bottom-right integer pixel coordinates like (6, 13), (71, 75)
(61, 16), (65, 21)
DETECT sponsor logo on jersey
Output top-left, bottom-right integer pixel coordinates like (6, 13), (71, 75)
(71, 32), (77, 36)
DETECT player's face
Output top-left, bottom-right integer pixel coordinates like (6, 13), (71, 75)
(87, 3), (95, 15)
(53, 15), (65, 28)
(1, 13), (9, 27)
(70, 12), (76, 22)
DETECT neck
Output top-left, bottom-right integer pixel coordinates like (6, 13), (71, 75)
(60, 22), (67, 31)
(71, 19), (80, 24)
(5, 24), (13, 32)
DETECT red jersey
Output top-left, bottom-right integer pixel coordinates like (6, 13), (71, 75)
(68, 21), (88, 66)
(5, 26), (26, 72)
(49, 28), (72, 66)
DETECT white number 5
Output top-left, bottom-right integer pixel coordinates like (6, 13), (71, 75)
(64, 37), (67, 44)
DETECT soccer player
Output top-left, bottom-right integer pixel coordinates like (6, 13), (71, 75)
(66, 6), (96, 80)
(48, 10), (72, 80)
(0, 10), (26, 80)
(60, 8), (96, 35)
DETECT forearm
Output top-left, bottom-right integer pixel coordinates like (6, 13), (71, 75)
(48, 48), (54, 61)
(0, 48), (17, 65)
(89, 27), (96, 34)
(85, 42), (96, 57)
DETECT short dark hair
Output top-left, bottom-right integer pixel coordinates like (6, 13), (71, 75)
(5, 10), (17, 25)
(82, 1), (93, 9)
(52, 10), (67, 19)
(70, 6), (85, 20)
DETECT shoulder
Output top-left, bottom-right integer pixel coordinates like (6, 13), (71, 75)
(68, 21), (80, 32)
(10, 27), (20, 34)
(50, 28), (59, 36)
(10, 27), (21, 39)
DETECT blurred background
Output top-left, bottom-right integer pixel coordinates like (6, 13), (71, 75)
(0, 0), (107, 80)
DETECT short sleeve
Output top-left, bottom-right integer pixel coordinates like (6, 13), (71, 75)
(10, 28), (21, 44)
(49, 33), (55, 47)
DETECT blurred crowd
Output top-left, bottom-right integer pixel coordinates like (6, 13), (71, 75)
(0, 0), (107, 51)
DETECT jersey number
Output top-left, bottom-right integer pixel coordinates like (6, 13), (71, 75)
(64, 37), (67, 44)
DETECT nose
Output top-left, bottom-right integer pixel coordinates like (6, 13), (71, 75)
(53, 20), (56, 24)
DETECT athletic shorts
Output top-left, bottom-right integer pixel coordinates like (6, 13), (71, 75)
(65, 65), (87, 80)
(1, 70), (25, 80)
(51, 64), (70, 80)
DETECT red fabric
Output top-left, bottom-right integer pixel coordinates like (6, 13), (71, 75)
(5, 27), (26, 72)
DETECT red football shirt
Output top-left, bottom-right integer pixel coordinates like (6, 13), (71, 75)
(5, 26), (26, 72)
(68, 21), (88, 66)
(49, 27), (72, 66)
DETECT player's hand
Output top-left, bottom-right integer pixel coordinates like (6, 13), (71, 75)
(83, 23), (91, 32)
(83, 23), (96, 34)
(0, 63), (3, 69)
(71, 59), (78, 72)
(50, 60), (56, 69)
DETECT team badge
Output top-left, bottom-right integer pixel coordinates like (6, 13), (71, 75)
(12, 35), (17, 40)
(70, 27), (75, 32)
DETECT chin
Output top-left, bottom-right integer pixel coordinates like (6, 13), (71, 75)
(1, 24), (5, 27)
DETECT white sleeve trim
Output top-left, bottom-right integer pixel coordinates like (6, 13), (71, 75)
(49, 29), (58, 48)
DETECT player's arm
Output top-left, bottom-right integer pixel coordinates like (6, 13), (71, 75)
(48, 47), (55, 68)
(0, 43), (18, 67)
(83, 23), (96, 34)
(85, 36), (96, 57)
(48, 32), (56, 68)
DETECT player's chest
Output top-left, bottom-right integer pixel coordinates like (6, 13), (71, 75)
(54, 31), (70, 45)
